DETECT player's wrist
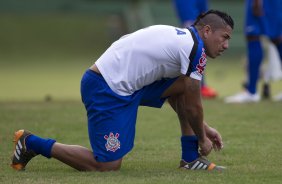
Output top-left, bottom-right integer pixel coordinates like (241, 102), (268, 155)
(197, 132), (207, 143)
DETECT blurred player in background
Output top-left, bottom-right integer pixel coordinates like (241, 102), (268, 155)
(262, 41), (282, 100)
(225, 0), (282, 103)
(11, 10), (233, 172)
(173, 0), (218, 99)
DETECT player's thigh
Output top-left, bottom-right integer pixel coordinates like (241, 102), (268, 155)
(87, 104), (138, 163)
(81, 69), (139, 163)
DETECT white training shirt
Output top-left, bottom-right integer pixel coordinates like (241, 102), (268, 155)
(95, 25), (207, 96)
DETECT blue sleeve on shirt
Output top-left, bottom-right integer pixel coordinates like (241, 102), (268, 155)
(186, 27), (207, 79)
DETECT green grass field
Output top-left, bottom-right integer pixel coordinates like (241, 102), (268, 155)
(1, 15), (282, 184)
(1, 100), (282, 184)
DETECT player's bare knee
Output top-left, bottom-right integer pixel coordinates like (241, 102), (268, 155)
(95, 159), (122, 172)
(99, 165), (121, 172)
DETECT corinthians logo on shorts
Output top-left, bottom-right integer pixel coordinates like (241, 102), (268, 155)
(104, 132), (120, 152)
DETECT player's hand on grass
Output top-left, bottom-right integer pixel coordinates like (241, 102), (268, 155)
(198, 137), (213, 156)
(205, 126), (223, 151)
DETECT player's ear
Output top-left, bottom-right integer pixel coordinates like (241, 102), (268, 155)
(203, 25), (212, 39)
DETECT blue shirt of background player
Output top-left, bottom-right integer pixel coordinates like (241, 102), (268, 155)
(173, 0), (208, 24)
(245, 0), (282, 39)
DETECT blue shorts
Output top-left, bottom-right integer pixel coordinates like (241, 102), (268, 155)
(245, 0), (282, 39)
(80, 69), (177, 162)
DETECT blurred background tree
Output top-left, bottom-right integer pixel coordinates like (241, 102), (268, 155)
(0, 0), (246, 101)
(0, 0), (245, 58)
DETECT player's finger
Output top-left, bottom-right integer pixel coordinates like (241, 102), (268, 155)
(214, 137), (223, 149)
(213, 143), (219, 151)
(213, 139), (223, 151)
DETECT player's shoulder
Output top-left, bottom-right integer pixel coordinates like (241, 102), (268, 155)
(144, 25), (188, 33)
(140, 25), (192, 41)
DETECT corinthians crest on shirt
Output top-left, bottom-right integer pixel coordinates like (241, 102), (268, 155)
(104, 132), (120, 152)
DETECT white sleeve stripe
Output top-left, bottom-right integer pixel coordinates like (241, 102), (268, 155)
(190, 72), (201, 80)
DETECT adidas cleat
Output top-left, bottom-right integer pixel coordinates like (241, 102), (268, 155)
(179, 157), (225, 171)
(11, 130), (37, 171)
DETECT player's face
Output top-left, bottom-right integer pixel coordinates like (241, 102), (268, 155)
(205, 25), (232, 58)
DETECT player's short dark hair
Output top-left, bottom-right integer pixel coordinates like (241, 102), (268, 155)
(193, 9), (234, 30)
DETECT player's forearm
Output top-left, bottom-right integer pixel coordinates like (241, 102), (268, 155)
(186, 105), (206, 141)
(177, 102), (206, 140)
(169, 77), (206, 140)
(181, 78), (206, 140)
